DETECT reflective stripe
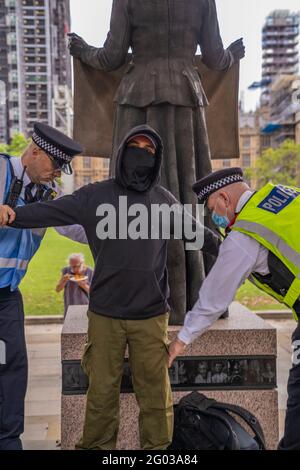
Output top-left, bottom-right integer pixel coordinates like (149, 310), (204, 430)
(0, 157), (8, 204)
(234, 220), (300, 270)
(0, 258), (29, 270)
(284, 277), (300, 308)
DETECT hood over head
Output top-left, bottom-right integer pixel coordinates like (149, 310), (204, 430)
(115, 125), (163, 192)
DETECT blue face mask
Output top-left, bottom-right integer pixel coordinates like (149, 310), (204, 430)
(212, 212), (230, 229)
(211, 197), (230, 229)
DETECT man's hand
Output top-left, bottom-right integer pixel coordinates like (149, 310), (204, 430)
(0, 205), (16, 227)
(168, 338), (187, 368)
(68, 33), (89, 58)
(56, 273), (72, 293)
(228, 38), (245, 62)
(77, 280), (90, 293)
(62, 273), (72, 284)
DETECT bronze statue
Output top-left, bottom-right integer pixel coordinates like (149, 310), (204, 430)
(68, 0), (245, 324)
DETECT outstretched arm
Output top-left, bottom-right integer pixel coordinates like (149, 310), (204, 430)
(53, 188), (88, 244)
(2, 189), (87, 230)
(160, 187), (221, 257)
(68, 0), (130, 71)
(167, 232), (262, 366)
(181, 205), (221, 256)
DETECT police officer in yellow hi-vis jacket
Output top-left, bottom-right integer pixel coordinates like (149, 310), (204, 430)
(169, 167), (300, 450)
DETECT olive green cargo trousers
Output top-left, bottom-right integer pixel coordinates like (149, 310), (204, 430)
(75, 310), (174, 450)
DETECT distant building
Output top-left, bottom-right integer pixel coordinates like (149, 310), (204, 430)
(296, 110), (300, 145)
(212, 107), (261, 186)
(73, 156), (110, 190)
(261, 75), (300, 147)
(261, 10), (299, 108)
(248, 11), (300, 154)
(0, 78), (7, 143)
(0, 0), (72, 143)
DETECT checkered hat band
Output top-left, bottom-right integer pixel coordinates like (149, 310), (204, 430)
(197, 174), (243, 200)
(32, 132), (72, 163)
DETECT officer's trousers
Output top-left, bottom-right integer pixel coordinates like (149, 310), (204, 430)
(278, 322), (300, 450)
(75, 310), (174, 450)
(0, 287), (27, 450)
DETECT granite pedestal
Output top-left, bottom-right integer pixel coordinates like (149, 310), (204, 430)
(61, 302), (279, 450)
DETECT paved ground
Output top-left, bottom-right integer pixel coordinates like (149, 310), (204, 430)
(268, 319), (293, 441)
(22, 319), (295, 450)
(23, 324), (62, 451)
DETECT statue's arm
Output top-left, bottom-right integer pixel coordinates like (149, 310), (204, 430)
(199, 0), (244, 71)
(69, 0), (131, 71)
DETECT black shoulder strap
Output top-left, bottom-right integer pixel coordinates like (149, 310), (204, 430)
(212, 401), (266, 450)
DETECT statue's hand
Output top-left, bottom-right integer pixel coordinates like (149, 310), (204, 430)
(228, 38), (245, 63)
(68, 33), (89, 58)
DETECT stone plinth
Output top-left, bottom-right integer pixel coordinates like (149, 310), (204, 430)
(61, 302), (279, 450)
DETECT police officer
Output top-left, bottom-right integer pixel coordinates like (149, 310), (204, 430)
(168, 168), (300, 450)
(0, 123), (85, 450)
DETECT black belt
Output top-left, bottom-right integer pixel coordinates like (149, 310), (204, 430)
(0, 286), (20, 300)
(0, 286), (12, 293)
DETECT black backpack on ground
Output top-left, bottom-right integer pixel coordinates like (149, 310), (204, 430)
(168, 392), (266, 450)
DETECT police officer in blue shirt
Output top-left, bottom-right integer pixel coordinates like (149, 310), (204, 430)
(0, 123), (85, 450)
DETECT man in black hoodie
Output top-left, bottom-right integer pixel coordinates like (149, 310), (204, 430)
(0, 125), (220, 450)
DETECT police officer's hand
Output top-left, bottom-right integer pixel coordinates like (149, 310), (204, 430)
(228, 38), (245, 62)
(168, 338), (187, 368)
(67, 33), (89, 58)
(0, 205), (16, 226)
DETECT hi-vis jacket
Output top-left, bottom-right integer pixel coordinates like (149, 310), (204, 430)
(232, 183), (300, 321)
(0, 154), (87, 291)
(0, 154), (47, 290)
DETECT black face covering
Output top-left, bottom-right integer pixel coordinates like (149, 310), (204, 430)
(122, 146), (156, 192)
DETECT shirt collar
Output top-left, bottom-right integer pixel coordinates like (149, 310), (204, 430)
(10, 156), (31, 186)
(235, 190), (255, 214)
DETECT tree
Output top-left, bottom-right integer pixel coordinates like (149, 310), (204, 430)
(246, 140), (300, 189)
(0, 133), (30, 157)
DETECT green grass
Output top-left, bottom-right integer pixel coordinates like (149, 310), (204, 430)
(20, 228), (94, 316)
(20, 228), (285, 316)
(236, 280), (286, 311)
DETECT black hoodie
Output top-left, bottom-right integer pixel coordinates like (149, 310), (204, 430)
(12, 125), (220, 320)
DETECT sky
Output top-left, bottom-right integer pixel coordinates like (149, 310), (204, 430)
(69, 0), (300, 112)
